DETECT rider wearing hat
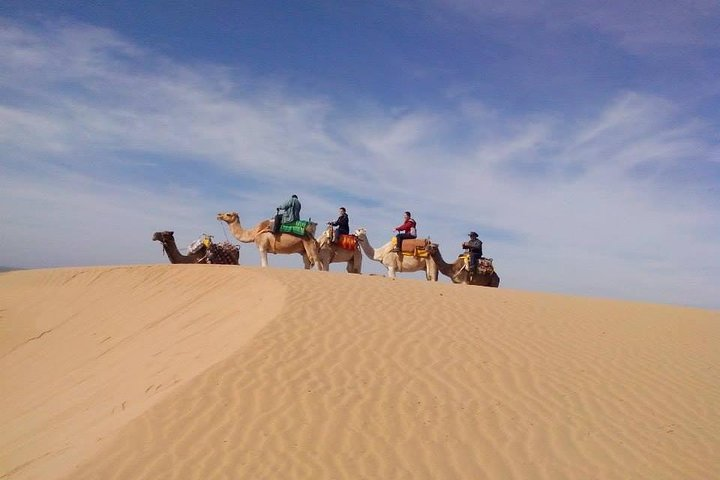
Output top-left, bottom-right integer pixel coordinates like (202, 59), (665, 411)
(462, 232), (483, 277)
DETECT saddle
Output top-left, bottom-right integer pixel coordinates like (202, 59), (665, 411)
(391, 237), (431, 257)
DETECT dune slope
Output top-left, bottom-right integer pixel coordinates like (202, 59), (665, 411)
(0, 265), (286, 480)
(1, 265), (718, 479)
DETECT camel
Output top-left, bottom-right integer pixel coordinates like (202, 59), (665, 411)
(217, 212), (319, 269)
(354, 228), (438, 281)
(426, 243), (500, 287)
(152, 231), (239, 265)
(316, 224), (362, 273)
(152, 231), (207, 264)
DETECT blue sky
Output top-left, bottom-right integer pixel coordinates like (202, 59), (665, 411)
(1, 1), (718, 308)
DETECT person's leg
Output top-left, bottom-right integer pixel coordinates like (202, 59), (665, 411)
(394, 234), (403, 252)
(468, 253), (478, 280)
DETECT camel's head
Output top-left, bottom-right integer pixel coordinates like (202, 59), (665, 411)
(354, 228), (367, 240)
(317, 224), (333, 247)
(217, 212), (238, 224)
(152, 231), (174, 243)
(426, 243), (439, 254)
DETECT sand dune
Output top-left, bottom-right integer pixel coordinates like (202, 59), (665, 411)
(1, 265), (718, 479)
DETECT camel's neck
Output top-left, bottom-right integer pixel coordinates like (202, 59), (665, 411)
(430, 248), (460, 279)
(162, 238), (195, 264)
(228, 219), (259, 243)
(358, 236), (379, 261)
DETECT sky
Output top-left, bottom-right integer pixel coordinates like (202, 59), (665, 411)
(1, 0), (718, 309)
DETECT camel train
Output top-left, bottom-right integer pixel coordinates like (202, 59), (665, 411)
(153, 211), (499, 287)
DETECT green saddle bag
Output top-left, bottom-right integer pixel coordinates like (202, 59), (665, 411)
(279, 220), (312, 237)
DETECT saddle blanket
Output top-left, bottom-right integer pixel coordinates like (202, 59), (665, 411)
(336, 234), (358, 251)
(279, 220), (313, 237)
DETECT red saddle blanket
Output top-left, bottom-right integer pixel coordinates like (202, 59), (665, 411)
(336, 234), (358, 251)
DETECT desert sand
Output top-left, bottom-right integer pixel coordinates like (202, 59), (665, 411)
(1, 265), (718, 479)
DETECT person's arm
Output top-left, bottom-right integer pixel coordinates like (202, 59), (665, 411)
(395, 220), (411, 232)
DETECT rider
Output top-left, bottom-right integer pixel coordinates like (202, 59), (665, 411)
(393, 211), (417, 253)
(327, 207), (349, 243)
(277, 194), (301, 223)
(462, 232), (483, 278)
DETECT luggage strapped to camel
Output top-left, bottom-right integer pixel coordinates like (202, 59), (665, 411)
(459, 253), (494, 275)
(188, 234), (240, 265)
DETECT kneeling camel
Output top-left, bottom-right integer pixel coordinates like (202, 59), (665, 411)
(426, 243), (500, 287)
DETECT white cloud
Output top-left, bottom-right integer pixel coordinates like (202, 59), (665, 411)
(1, 19), (718, 308)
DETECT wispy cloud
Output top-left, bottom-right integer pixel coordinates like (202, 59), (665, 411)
(431, 0), (720, 51)
(1, 18), (718, 308)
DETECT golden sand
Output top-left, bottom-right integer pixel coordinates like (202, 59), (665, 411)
(1, 265), (718, 479)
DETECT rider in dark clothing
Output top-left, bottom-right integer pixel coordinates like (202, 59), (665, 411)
(462, 232), (483, 276)
(328, 207), (350, 242)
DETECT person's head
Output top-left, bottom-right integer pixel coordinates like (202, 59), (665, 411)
(291, 194), (298, 199)
(339, 207), (346, 214)
(468, 232), (478, 238)
(404, 211), (411, 218)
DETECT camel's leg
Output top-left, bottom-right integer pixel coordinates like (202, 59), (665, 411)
(317, 251), (330, 271)
(352, 252), (362, 274)
(301, 238), (319, 269)
(387, 265), (396, 278)
(301, 247), (321, 270)
(259, 249), (269, 268)
(301, 253), (313, 270)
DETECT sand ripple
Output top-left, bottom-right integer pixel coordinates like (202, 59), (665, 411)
(1, 266), (718, 479)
